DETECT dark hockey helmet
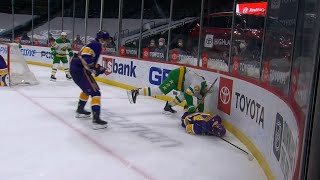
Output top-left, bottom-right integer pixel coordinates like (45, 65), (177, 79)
(96, 30), (110, 40)
(212, 124), (226, 137)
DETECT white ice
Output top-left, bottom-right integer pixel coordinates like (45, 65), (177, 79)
(0, 65), (267, 180)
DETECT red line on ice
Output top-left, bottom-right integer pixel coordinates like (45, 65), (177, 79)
(13, 87), (155, 180)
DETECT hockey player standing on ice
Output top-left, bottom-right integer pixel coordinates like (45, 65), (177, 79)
(50, 32), (73, 81)
(181, 111), (226, 137)
(128, 66), (213, 113)
(69, 30), (109, 129)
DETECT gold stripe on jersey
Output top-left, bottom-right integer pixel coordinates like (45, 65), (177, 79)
(186, 124), (195, 134)
(56, 54), (67, 57)
(81, 47), (96, 57)
(0, 68), (8, 76)
(185, 89), (193, 96)
(83, 69), (99, 92)
(177, 67), (185, 91)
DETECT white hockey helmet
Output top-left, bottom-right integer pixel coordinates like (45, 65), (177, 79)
(61, 32), (67, 36)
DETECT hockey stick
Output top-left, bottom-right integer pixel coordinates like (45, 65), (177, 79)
(204, 77), (218, 97)
(195, 77), (218, 110)
(189, 118), (254, 161)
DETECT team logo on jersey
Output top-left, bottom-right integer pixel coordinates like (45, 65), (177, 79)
(218, 77), (233, 115)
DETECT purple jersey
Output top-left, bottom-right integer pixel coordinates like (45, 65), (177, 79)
(181, 112), (225, 136)
(0, 55), (7, 69)
(0, 55), (9, 86)
(70, 40), (102, 72)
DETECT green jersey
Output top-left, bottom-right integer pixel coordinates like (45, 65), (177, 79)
(51, 38), (72, 57)
(160, 66), (207, 97)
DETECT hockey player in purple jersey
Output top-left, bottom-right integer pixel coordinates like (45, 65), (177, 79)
(0, 55), (9, 86)
(181, 111), (226, 137)
(70, 30), (109, 129)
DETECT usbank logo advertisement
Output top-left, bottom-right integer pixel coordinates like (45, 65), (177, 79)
(218, 77), (233, 115)
(102, 57), (137, 77)
(149, 67), (171, 86)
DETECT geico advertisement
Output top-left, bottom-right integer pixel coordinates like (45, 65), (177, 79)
(0, 45), (54, 64)
(217, 75), (299, 180)
(22, 46), (55, 62)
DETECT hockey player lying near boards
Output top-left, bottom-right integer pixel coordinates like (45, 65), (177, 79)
(181, 111), (226, 137)
(127, 66), (215, 113)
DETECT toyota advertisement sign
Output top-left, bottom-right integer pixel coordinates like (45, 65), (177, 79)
(218, 77), (233, 115)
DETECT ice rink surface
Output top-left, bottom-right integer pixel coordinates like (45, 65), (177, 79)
(0, 65), (267, 180)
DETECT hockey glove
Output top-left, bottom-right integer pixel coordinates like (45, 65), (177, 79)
(69, 51), (74, 57)
(93, 64), (106, 76)
(196, 94), (204, 104)
(51, 50), (57, 56)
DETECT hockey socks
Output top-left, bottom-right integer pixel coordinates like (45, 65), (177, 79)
(139, 87), (163, 96)
(76, 92), (91, 118)
(51, 63), (59, 79)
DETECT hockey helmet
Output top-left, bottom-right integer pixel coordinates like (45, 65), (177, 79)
(96, 30), (110, 40)
(61, 32), (67, 36)
(212, 124), (226, 137)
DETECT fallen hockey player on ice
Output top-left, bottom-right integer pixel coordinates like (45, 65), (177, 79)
(181, 111), (226, 137)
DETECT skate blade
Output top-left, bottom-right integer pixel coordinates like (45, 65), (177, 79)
(75, 113), (91, 118)
(162, 110), (176, 115)
(127, 90), (134, 104)
(92, 124), (108, 130)
(50, 79), (56, 82)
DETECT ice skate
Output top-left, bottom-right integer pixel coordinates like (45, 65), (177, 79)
(163, 101), (177, 114)
(50, 75), (56, 81)
(66, 74), (72, 80)
(127, 89), (139, 104)
(92, 112), (108, 130)
(75, 107), (91, 118)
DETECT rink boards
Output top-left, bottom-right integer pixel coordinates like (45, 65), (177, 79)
(0, 44), (304, 180)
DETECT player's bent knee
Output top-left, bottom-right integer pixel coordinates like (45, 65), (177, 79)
(90, 90), (101, 97)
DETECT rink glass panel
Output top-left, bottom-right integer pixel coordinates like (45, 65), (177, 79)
(47, 0), (63, 46)
(290, 0), (320, 178)
(140, 0), (171, 61)
(87, 0), (102, 43)
(0, 0), (13, 43)
(167, 0), (201, 66)
(101, 0), (119, 55)
(229, 0), (267, 79)
(14, 0), (33, 45)
(261, 0), (299, 94)
(33, 0), (49, 46)
(198, 0), (234, 72)
(72, 0), (86, 50)
(118, 0), (142, 58)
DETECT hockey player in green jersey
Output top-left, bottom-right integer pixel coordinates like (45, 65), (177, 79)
(50, 32), (74, 81)
(127, 66), (214, 113)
